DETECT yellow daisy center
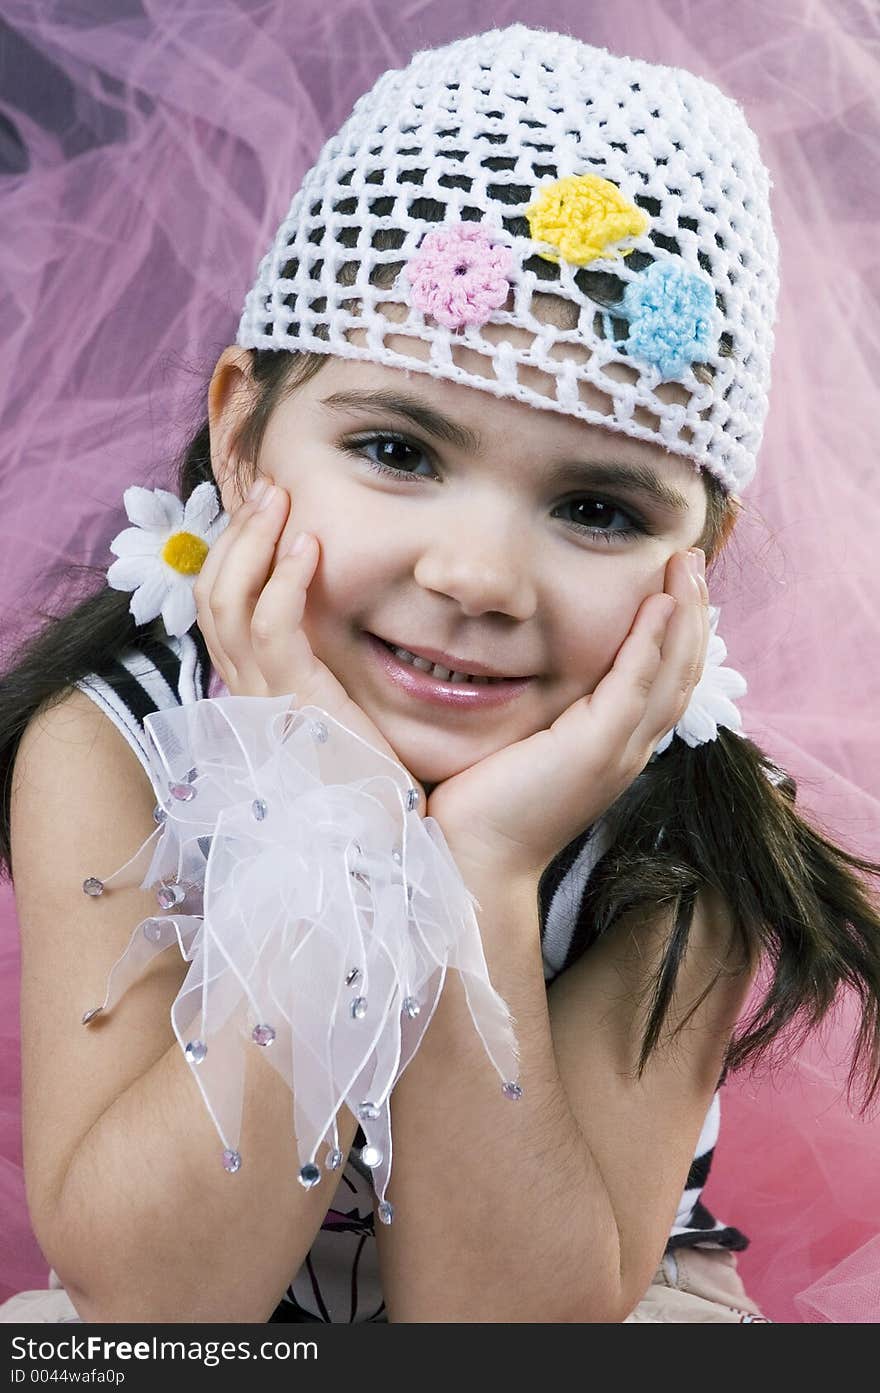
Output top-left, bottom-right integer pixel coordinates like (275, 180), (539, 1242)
(161, 531), (209, 575)
(525, 173), (649, 267)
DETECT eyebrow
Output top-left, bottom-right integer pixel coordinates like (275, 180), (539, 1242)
(319, 388), (691, 514)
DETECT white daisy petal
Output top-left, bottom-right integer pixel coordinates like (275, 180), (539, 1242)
(681, 706), (719, 746)
(109, 525), (164, 559)
(183, 481), (221, 536)
(708, 693), (745, 734)
(708, 634), (728, 665)
(715, 667), (748, 699)
(162, 581), (198, 638)
(123, 486), (183, 532)
(107, 555), (158, 591)
(129, 571), (172, 626)
(154, 488), (188, 530)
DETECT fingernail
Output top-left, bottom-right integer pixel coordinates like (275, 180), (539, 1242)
(247, 478), (268, 504)
(257, 483), (277, 510)
(280, 531), (310, 558)
(686, 548), (706, 578)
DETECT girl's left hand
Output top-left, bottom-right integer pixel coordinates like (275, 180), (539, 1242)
(426, 549), (709, 889)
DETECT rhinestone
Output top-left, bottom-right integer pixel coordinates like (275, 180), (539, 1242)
(298, 1163), (321, 1189)
(360, 1144), (383, 1168)
(184, 1039), (208, 1065)
(81, 1006), (103, 1025)
(402, 996), (421, 1019)
(169, 782), (197, 802)
(344, 967), (361, 987)
(350, 996), (368, 1020)
(251, 1023), (276, 1047)
(325, 1148), (344, 1171)
(143, 919), (164, 943)
(502, 1081), (523, 1101)
(308, 720), (329, 743)
(406, 788), (419, 811)
(378, 1201), (394, 1225)
(152, 804), (168, 825)
(156, 881), (186, 910)
(357, 1101), (380, 1121)
(391, 847), (402, 864)
(82, 877), (104, 897)
(222, 1148), (241, 1173)
(252, 798), (268, 821)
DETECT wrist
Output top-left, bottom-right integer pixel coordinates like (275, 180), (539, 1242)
(441, 842), (540, 912)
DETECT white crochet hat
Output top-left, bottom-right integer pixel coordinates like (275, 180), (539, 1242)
(236, 23), (780, 496)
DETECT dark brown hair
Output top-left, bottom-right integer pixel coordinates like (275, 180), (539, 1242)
(3, 167), (880, 1114)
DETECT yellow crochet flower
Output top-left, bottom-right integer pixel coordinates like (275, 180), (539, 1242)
(525, 174), (649, 266)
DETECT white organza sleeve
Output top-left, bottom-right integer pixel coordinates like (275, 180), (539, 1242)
(79, 694), (522, 1223)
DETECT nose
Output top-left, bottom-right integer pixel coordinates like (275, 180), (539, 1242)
(413, 518), (537, 621)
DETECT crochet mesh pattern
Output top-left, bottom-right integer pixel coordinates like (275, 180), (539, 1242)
(236, 23), (780, 497)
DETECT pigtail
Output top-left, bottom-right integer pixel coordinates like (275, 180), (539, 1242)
(568, 728), (880, 1111)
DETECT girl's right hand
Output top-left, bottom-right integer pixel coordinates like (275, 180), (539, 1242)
(193, 476), (423, 803)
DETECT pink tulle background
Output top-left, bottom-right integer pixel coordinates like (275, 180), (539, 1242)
(1, 0), (878, 1324)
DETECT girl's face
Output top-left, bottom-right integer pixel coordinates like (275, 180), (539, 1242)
(212, 325), (709, 789)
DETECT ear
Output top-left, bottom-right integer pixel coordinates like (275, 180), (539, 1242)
(207, 346), (259, 515)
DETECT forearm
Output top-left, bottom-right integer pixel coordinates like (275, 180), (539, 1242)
(376, 871), (624, 1323)
(51, 1033), (358, 1323)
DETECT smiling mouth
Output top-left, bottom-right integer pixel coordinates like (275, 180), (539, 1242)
(374, 637), (517, 685)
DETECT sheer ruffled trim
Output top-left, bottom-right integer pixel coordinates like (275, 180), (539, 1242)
(80, 694), (522, 1218)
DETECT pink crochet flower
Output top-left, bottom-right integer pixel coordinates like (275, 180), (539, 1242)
(404, 223), (514, 330)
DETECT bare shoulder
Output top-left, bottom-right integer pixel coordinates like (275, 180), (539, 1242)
(13, 684), (151, 804)
(547, 883), (757, 1316)
(11, 685), (188, 1245)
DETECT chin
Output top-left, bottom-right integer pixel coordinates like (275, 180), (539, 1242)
(388, 740), (469, 789)
(368, 714), (514, 787)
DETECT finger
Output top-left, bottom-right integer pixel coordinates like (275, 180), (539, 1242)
(577, 590), (679, 766)
(193, 484), (426, 813)
(206, 483), (292, 688)
(632, 550), (709, 750)
(193, 478), (271, 678)
(251, 534), (425, 794)
(253, 534), (385, 723)
(249, 532), (326, 696)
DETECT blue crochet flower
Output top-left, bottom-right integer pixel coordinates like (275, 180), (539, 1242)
(602, 261), (715, 379)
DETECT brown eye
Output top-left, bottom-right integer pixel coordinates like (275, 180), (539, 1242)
(554, 496), (647, 543)
(342, 433), (435, 480)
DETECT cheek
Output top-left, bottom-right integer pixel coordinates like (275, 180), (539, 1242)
(550, 591), (641, 692)
(270, 470), (361, 574)
(300, 520), (393, 633)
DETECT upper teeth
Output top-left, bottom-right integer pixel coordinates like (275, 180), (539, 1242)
(389, 645), (503, 684)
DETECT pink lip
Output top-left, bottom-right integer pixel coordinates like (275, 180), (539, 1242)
(365, 634), (534, 709)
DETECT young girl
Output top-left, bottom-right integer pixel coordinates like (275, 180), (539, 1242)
(1, 22), (879, 1324)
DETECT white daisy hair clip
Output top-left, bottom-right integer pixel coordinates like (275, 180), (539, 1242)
(106, 482), (229, 637)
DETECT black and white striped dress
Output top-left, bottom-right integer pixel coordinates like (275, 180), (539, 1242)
(76, 628), (749, 1324)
